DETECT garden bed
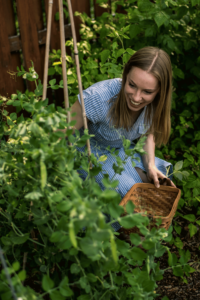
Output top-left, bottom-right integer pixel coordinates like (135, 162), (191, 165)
(156, 205), (200, 300)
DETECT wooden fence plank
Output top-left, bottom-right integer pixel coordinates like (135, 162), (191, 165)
(0, 0), (24, 114)
(16, 0), (44, 92)
(44, 0), (66, 107)
(45, 0), (60, 51)
(71, 0), (90, 42)
(94, 0), (111, 18)
(116, 4), (127, 14)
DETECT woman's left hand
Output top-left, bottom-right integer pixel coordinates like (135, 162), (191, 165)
(146, 165), (176, 188)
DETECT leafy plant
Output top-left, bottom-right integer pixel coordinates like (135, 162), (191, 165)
(1, 0), (200, 298)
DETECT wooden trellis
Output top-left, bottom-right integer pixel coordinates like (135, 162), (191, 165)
(0, 0), (116, 113)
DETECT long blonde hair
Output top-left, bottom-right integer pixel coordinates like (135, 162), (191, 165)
(109, 46), (172, 147)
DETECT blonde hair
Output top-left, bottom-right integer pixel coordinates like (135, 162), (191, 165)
(109, 46), (172, 147)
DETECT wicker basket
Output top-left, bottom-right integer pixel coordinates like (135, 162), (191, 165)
(119, 183), (181, 235)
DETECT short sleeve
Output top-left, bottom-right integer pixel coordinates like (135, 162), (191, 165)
(77, 87), (104, 124)
(77, 79), (121, 124)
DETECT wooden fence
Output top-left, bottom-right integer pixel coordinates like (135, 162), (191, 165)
(0, 0), (125, 111)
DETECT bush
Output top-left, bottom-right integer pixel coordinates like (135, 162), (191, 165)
(0, 0), (200, 299)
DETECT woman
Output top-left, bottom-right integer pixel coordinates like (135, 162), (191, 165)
(68, 46), (176, 231)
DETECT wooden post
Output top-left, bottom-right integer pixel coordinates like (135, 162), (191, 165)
(67, 0), (91, 158)
(58, 0), (70, 124)
(42, 0), (54, 100)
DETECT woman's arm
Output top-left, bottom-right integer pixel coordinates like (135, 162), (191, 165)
(58, 100), (86, 135)
(141, 134), (176, 188)
(142, 133), (155, 170)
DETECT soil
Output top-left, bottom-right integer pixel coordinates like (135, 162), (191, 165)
(156, 205), (200, 300)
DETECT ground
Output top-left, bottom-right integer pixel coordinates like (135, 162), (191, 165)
(156, 206), (200, 300)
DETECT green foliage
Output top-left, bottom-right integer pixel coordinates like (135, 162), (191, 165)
(0, 66), (177, 299)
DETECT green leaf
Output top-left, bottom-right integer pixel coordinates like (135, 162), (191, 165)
(183, 214), (196, 222)
(87, 273), (97, 283)
(129, 233), (141, 246)
(116, 48), (125, 58)
(173, 67), (185, 79)
(100, 189), (120, 203)
(57, 201), (72, 213)
(174, 237), (183, 249)
(173, 172), (182, 181)
(129, 25), (141, 38)
(191, 0), (200, 6)
(10, 113), (17, 120)
(189, 266), (196, 273)
(100, 49), (110, 64)
(154, 11), (170, 28)
(77, 295), (91, 300)
(6, 100), (14, 105)
(11, 94), (18, 100)
(79, 277), (90, 291)
(108, 202), (124, 218)
(174, 161), (183, 171)
(49, 79), (56, 86)
(138, 0), (153, 12)
(173, 266), (184, 277)
(25, 191), (42, 200)
(174, 225), (181, 235)
(185, 92), (198, 104)
(1, 237), (12, 246)
(123, 53), (131, 64)
(12, 262), (20, 271)
(182, 171), (189, 179)
(59, 276), (69, 287)
(168, 251), (177, 266)
(70, 263), (81, 274)
(125, 201), (135, 214)
(59, 286), (73, 297)
(40, 265), (47, 273)
(12, 234), (29, 245)
(126, 48), (136, 56)
(48, 67), (56, 76)
(130, 247), (147, 261)
(18, 270), (26, 281)
(188, 223), (197, 238)
(42, 275), (54, 292)
(50, 231), (65, 243)
(120, 214), (148, 229)
(50, 291), (66, 300)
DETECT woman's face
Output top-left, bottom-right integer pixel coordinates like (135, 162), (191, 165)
(124, 67), (160, 114)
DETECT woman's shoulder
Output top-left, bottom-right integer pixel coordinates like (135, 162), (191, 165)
(84, 78), (122, 100)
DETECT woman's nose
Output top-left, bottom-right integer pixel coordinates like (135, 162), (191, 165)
(133, 90), (142, 101)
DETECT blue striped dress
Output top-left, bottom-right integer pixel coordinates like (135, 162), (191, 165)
(77, 78), (173, 231)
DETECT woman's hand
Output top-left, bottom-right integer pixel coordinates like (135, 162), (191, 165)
(146, 165), (176, 188)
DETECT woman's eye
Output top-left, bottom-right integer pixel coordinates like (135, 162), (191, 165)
(129, 83), (152, 94)
(129, 83), (135, 88)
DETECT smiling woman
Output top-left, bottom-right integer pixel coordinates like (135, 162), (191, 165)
(124, 67), (160, 118)
(68, 46), (175, 231)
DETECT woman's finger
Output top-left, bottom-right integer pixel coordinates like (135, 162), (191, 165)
(153, 176), (160, 188)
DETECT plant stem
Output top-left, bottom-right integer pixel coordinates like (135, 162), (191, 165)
(109, 271), (113, 287)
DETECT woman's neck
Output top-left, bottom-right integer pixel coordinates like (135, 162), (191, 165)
(129, 108), (143, 125)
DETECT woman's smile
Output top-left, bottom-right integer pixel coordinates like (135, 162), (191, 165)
(130, 99), (142, 106)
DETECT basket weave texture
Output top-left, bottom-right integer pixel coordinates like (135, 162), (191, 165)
(119, 183), (181, 235)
